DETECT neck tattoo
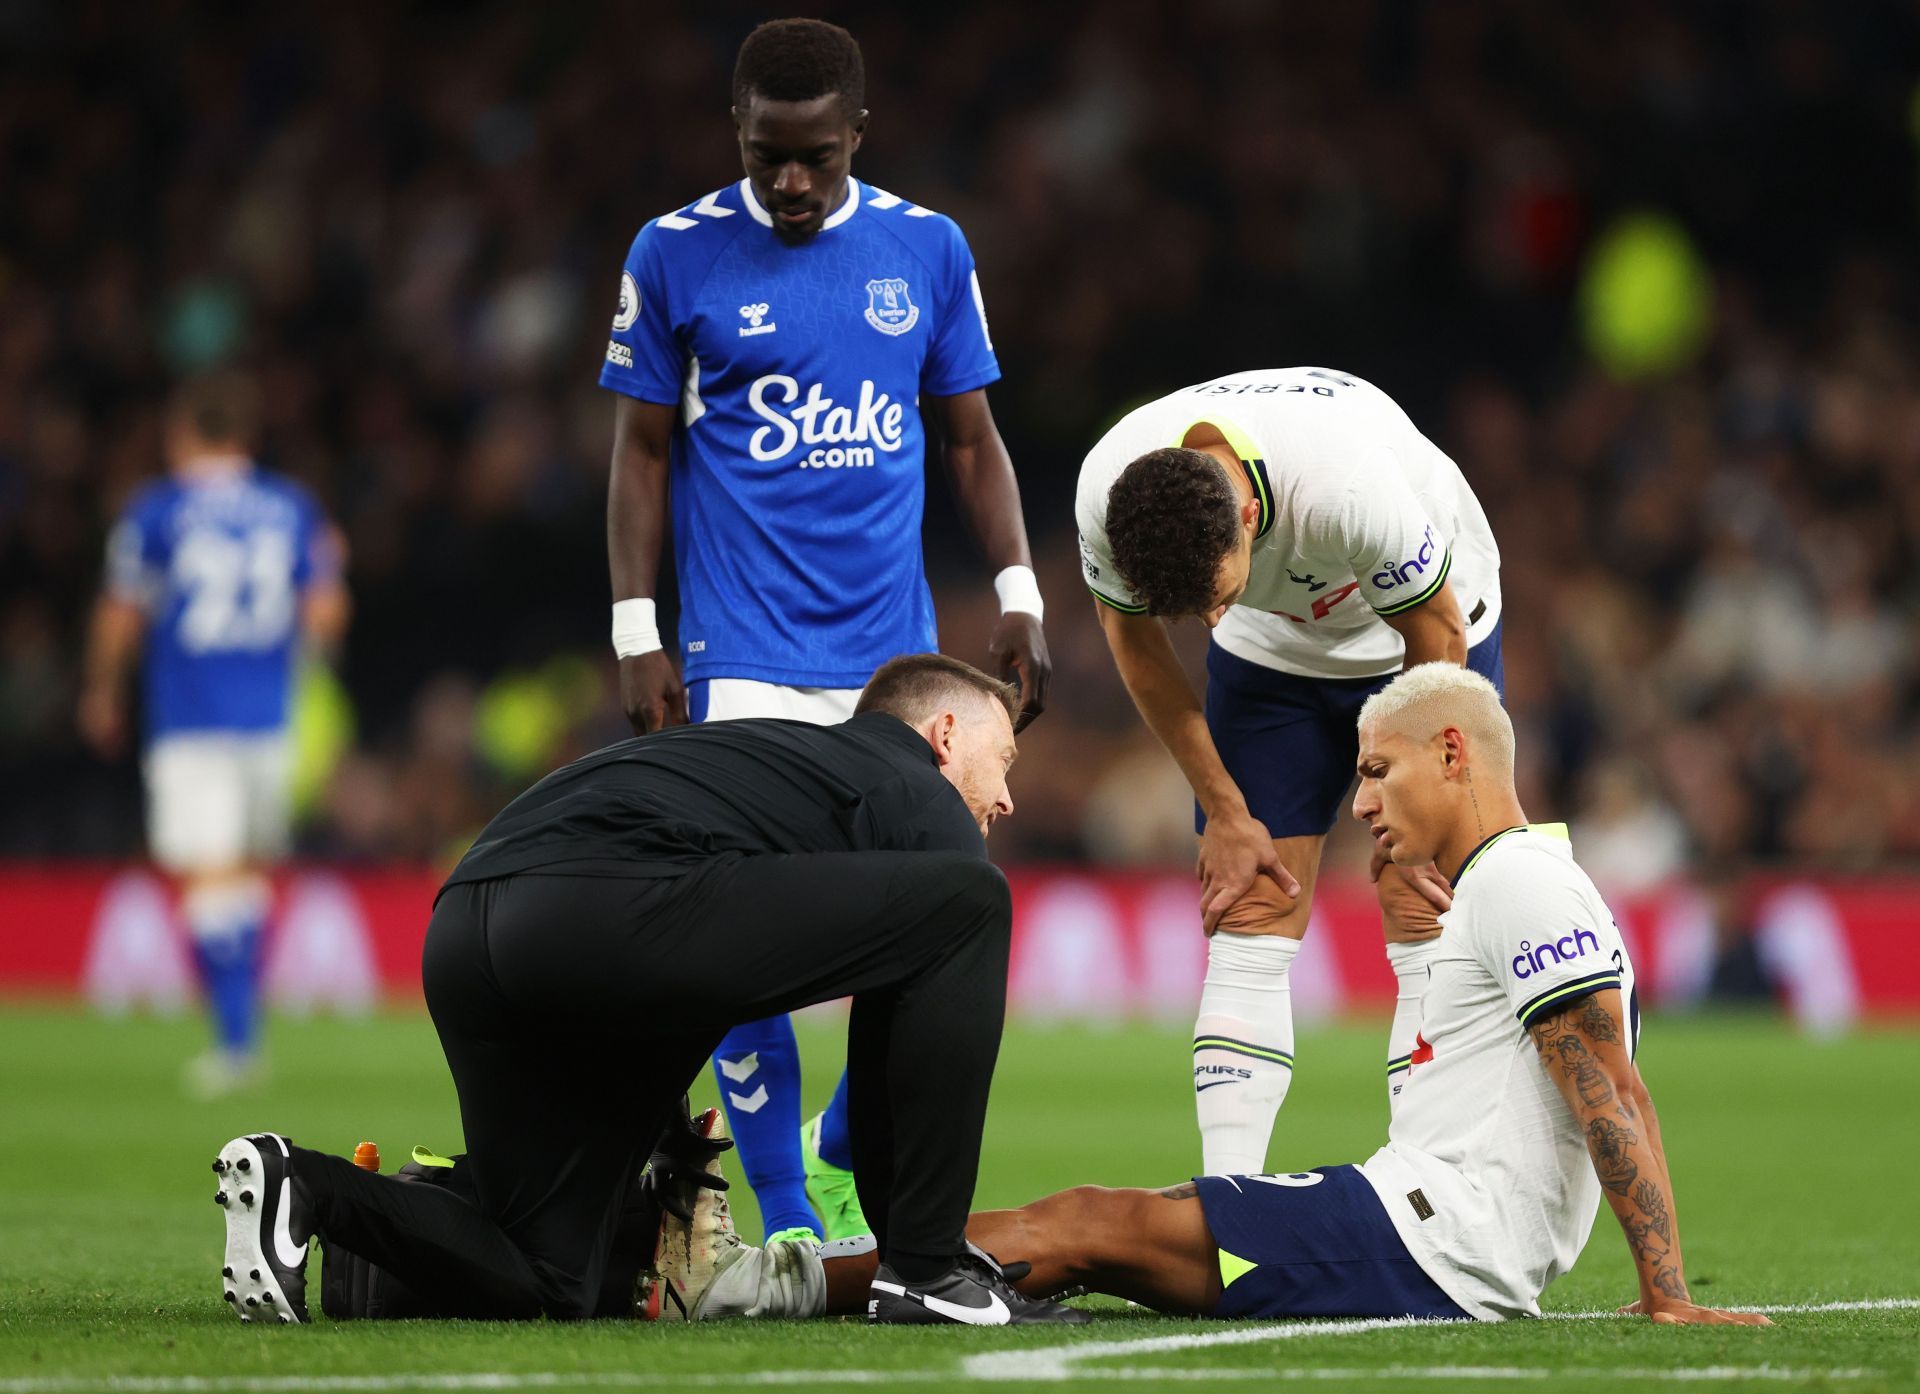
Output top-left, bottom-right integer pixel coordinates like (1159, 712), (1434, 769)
(1467, 768), (1485, 838)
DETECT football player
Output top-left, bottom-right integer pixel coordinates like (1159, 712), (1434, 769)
(1074, 367), (1503, 1174)
(652, 667), (1769, 1330)
(81, 372), (347, 1096)
(598, 18), (1050, 1248)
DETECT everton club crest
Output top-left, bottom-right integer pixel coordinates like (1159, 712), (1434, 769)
(863, 278), (919, 336)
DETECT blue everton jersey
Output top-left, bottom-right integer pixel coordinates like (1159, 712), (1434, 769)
(106, 468), (335, 739)
(599, 177), (1000, 687)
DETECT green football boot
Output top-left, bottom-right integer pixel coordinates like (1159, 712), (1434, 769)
(800, 1112), (869, 1241)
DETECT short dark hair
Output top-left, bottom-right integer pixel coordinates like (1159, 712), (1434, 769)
(1104, 448), (1241, 616)
(857, 653), (1017, 728)
(733, 18), (865, 114)
(169, 371), (263, 449)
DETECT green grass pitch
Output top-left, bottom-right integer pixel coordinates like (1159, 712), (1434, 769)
(1, 1003), (1915, 1392)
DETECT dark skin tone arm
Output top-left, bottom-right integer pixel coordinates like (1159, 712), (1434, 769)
(608, 395), (688, 733)
(821, 1182), (1223, 1316)
(926, 388), (1050, 730)
(1526, 990), (1770, 1327)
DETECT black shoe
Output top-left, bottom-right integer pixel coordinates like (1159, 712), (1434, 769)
(212, 1133), (311, 1323)
(868, 1249), (1089, 1326)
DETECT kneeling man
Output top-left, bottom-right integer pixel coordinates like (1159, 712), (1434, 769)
(209, 654), (1082, 1326)
(661, 665), (1768, 1327)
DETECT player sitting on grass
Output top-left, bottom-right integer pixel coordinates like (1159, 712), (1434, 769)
(647, 665), (1771, 1327)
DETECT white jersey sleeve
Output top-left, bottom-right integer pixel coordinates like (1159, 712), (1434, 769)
(1316, 447), (1453, 619)
(1074, 455), (1148, 615)
(1456, 833), (1632, 1037)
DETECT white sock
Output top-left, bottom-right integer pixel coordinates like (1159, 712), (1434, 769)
(1385, 938), (1440, 1117)
(1192, 932), (1300, 1176)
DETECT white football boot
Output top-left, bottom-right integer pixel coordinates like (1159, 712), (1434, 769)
(639, 1110), (824, 1321)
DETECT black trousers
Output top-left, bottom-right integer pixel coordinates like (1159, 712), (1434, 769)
(292, 849), (1012, 1319)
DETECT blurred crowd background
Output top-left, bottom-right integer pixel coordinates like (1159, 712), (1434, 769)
(3, 0), (1918, 884)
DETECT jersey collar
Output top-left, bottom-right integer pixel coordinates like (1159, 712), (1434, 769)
(1452, 821), (1568, 885)
(737, 177), (862, 232)
(1171, 418), (1274, 539)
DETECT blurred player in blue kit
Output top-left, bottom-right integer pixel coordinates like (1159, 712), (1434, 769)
(598, 19), (1051, 1247)
(81, 372), (348, 1097)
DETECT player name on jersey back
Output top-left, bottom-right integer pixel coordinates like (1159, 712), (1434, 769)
(601, 178), (1000, 689)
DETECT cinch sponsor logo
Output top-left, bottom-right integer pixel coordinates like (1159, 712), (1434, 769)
(1511, 926), (1602, 979)
(1372, 525), (1437, 590)
(747, 374), (906, 468)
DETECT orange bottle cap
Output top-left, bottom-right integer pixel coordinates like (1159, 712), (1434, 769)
(352, 1141), (381, 1172)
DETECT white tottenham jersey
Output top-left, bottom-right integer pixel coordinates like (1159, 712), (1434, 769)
(1075, 368), (1501, 679)
(1356, 824), (1640, 1320)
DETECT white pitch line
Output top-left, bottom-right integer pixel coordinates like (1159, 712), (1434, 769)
(959, 1297), (1920, 1382)
(0, 1298), (1911, 1394)
(0, 1366), (1887, 1393)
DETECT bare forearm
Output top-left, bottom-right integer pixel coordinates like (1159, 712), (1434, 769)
(1529, 995), (1689, 1302)
(1101, 611), (1243, 817)
(607, 443), (669, 600)
(944, 435), (1032, 572)
(83, 598), (143, 694)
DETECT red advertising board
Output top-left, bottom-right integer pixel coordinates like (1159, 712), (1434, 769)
(1, 863), (1915, 1027)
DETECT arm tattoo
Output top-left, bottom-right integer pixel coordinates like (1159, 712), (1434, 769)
(1528, 1022), (1618, 1109)
(1158, 1182), (1199, 1201)
(1574, 995), (1620, 1044)
(1630, 1178), (1673, 1245)
(1585, 1117), (1639, 1194)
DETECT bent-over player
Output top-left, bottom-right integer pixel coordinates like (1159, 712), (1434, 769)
(651, 666), (1768, 1329)
(1076, 367), (1503, 1174)
(208, 655), (1082, 1327)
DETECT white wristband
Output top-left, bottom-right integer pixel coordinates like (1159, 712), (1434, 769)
(611, 597), (662, 658)
(993, 564), (1045, 620)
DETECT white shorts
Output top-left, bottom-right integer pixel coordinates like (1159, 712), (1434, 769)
(690, 678), (860, 725)
(144, 731), (294, 873)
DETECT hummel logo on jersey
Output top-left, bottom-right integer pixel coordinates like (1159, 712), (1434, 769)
(748, 374), (906, 469)
(738, 303), (776, 337)
(1287, 569), (1329, 592)
(864, 278), (919, 336)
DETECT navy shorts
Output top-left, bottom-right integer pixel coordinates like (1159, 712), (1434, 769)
(1200, 621), (1505, 837)
(1197, 1165), (1469, 1320)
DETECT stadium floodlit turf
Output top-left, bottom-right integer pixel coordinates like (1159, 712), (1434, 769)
(0, 1003), (1914, 1393)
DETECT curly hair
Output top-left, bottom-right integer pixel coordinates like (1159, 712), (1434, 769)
(1104, 447), (1242, 617)
(733, 19), (865, 114)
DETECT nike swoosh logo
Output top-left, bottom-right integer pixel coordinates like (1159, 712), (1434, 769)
(920, 1289), (1010, 1325)
(1195, 1080), (1239, 1092)
(267, 1142), (307, 1271)
(872, 1281), (1010, 1326)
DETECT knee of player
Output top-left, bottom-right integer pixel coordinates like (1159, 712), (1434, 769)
(950, 858), (1012, 922)
(1214, 882), (1306, 937)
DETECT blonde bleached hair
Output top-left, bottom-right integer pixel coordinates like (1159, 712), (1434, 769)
(1357, 663), (1515, 778)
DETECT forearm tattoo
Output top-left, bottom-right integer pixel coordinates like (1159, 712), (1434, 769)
(1586, 1117), (1640, 1195)
(1158, 1182), (1199, 1201)
(1529, 995), (1686, 1302)
(1630, 1178), (1672, 1245)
